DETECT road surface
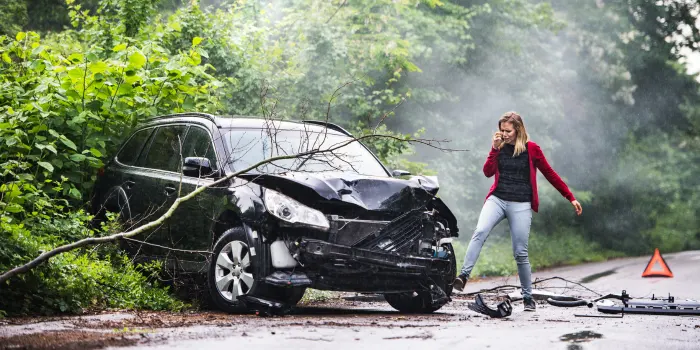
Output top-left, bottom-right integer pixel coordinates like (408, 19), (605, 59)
(1, 250), (699, 350)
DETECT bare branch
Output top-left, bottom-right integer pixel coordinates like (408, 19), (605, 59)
(373, 97), (406, 133)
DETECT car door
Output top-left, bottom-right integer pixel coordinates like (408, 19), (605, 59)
(160, 125), (223, 271)
(97, 127), (155, 228)
(136, 124), (189, 259)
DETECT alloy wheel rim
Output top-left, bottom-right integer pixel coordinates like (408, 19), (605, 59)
(214, 240), (253, 301)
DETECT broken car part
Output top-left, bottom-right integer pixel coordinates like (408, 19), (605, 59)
(574, 313), (624, 318)
(597, 293), (700, 315)
(264, 271), (312, 287)
(237, 295), (291, 317)
(270, 240), (298, 268)
(546, 290), (632, 309)
(467, 294), (513, 318)
(546, 289), (700, 316)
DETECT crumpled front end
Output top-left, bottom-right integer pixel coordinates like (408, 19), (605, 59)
(269, 208), (455, 293)
(247, 172), (459, 294)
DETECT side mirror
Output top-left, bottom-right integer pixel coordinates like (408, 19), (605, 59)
(391, 169), (411, 177)
(183, 157), (215, 178)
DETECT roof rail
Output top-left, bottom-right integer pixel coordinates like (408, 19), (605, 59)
(144, 112), (222, 128)
(302, 120), (353, 137)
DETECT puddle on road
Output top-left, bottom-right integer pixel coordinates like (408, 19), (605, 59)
(579, 269), (616, 283)
(560, 331), (603, 343)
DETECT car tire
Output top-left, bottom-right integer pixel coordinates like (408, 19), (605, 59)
(208, 227), (306, 313)
(384, 243), (456, 313)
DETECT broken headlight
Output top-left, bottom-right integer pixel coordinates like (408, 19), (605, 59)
(264, 188), (330, 230)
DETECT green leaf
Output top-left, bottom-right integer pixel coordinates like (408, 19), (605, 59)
(192, 37), (203, 46)
(16, 173), (34, 181)
(46, 145), (57, 154)
(52, 158), (64, 169)
(69, 154), (86, 162)
(16, 32), (26, 41)
(129, 51), (147, 69)
(67, 53), (83, 63)
(60, 137), (78, 151)
(89, 148), (102, 157)
(38, 161), (54, 173)
(88, 61), (108, 73)
(67, 67), (85, 79)
(68, 187), (82, 199)
(113, 43), (128, 52)
(4, 203), (24, 213)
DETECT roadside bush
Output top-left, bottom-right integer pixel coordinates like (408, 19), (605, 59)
(0, 212), (186, 316)
(0, 0), (219, 316)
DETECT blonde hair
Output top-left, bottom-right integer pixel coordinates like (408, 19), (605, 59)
(498, 111), (530, 156)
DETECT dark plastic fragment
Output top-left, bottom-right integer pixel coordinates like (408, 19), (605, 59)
(429, 284), (450, 308)
(264, 271), (312, 287)
(467, 294), (512, 318)
(237, 295), (291, 317)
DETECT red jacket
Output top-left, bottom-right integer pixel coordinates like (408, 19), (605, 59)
(483, 141), (575, 212)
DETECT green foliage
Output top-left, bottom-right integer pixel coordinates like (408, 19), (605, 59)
(0, 211), (186, 315)
(0, 0), (219, 316)
(0, 0), (28, 37)
(0, 5), (221, 217)
(299, 288), (336, 304)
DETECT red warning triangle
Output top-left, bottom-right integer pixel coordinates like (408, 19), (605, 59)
(642, 248), (673, 278)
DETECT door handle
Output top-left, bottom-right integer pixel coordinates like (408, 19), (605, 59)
(124, 180), (135, 189)
(164, 185), (177, 196)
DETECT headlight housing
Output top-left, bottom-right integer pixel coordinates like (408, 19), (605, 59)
(264, 188), (330, 230)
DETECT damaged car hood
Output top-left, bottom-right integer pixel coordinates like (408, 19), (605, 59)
(240, 172), (441, 213)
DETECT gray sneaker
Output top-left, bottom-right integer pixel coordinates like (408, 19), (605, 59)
(452, 275), (467, 292)
(524, 297), (536, 311)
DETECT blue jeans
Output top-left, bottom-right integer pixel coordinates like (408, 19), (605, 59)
(459, 195), (533, 298)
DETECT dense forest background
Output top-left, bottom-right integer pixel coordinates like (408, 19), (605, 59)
(1, 0), (699, 315)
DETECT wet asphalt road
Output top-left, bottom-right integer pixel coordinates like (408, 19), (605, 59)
(1, 250), (699, 350)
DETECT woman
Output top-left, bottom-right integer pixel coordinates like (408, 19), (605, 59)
(452, 111), (583, 312)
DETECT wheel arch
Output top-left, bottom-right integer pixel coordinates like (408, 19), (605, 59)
(100, 186), (132, 222)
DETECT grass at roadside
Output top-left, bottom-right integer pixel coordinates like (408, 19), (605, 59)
(299, 288), (338, 304)
(452, 232), (623, 278)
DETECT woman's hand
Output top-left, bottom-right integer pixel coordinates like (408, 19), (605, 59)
(571, 200), (583, 216)
(492, 131), (504, 149)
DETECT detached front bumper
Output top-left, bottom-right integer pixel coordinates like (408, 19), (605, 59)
(297, 238), (451, 274)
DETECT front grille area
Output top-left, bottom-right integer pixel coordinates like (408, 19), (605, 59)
(329, 220), (388, 246)
(352, 210), (424, 254)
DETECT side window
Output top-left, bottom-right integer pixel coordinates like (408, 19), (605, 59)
(143, 125), (189, 172)
(182, 127), (217, 173)
(117, 128), (153, 166)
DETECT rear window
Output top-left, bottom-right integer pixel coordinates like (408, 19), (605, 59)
(143, 125), (189, 172)
(117, 128), (153, 166)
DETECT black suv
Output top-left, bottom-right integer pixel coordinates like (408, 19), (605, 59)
(92, 113), (459, 313)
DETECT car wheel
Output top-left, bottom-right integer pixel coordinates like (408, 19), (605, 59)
(384, 243), (456, 313)
(208, 227), (307, 313)
(208, 227), (260, 313)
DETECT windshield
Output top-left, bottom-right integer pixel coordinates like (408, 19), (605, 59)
(221, 128), (389, 177)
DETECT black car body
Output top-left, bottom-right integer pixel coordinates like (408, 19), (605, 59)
(92, 113), (459, 313)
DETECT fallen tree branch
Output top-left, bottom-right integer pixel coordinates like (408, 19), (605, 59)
(121, 237), (212, 255)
